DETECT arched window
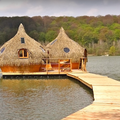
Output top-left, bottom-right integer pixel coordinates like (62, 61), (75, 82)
(18, 49), (28, 58)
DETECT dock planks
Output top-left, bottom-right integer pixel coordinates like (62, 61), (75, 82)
(62, 71), (120, 120)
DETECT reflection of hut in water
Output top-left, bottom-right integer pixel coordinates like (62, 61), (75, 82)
(0, 23), (46, 73)
(46, 27), (87, 69)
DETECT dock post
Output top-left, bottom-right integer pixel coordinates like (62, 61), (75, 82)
(81, 58), (84, 71)
(70, 59), (72, 71)
(58, 59), (60, 74)
(46, 59), (48, 74)
(84, 57), (87, 72)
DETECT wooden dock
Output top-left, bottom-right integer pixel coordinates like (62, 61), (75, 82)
(1, 71), (67, 79)
(62, 71), (120, 120)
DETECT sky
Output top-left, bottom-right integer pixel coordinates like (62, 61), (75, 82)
(0, 0), (120, 17)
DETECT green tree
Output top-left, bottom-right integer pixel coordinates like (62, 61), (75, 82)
(29, 30), (39, 41)
(114, 29), (120, 40)
(39, 32), (46, 43)
(45, 30), (57, 42)
(82, 31), (93, 46)
(109, 46), (116, 56)
(0, 32), (6, 45)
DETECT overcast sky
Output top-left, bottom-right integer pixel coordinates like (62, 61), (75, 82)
(0, 0), (120, 17)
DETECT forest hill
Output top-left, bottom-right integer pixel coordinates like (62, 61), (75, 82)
(0, 15), (120, 56)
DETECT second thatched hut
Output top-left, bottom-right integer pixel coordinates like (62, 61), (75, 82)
(46, 27), (87, 69)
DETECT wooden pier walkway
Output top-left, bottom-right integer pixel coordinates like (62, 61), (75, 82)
(62, 71), (120, 120)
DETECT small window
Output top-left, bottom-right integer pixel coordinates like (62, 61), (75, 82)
(21, 38), (25, 43)
(18, 49), (28, 58)
(0, 47), (5, 53)
(40, 46), (45, 52)
(64, 47), (70, 53)
(50, 39), (57, 45)
(0, 47), (5, 56)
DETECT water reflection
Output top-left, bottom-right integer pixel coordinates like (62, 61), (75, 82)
(0, 78), (93, 120)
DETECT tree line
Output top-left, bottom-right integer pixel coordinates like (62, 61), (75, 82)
(0, 15), (120, 56)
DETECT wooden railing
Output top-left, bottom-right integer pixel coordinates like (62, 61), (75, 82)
(41, 58), (72, 74)
(41, 57), (87, 74)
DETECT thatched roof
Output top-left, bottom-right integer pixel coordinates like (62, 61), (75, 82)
(0, 23), (47, 66)
(46, 27), (86, 63)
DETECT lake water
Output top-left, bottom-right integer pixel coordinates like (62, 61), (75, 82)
(87, 56), (120, 81)
(0, 77), (93, 120)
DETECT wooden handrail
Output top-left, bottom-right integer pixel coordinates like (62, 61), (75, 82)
(43, 58), (72, 74)
(42, 57), (87, 73)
